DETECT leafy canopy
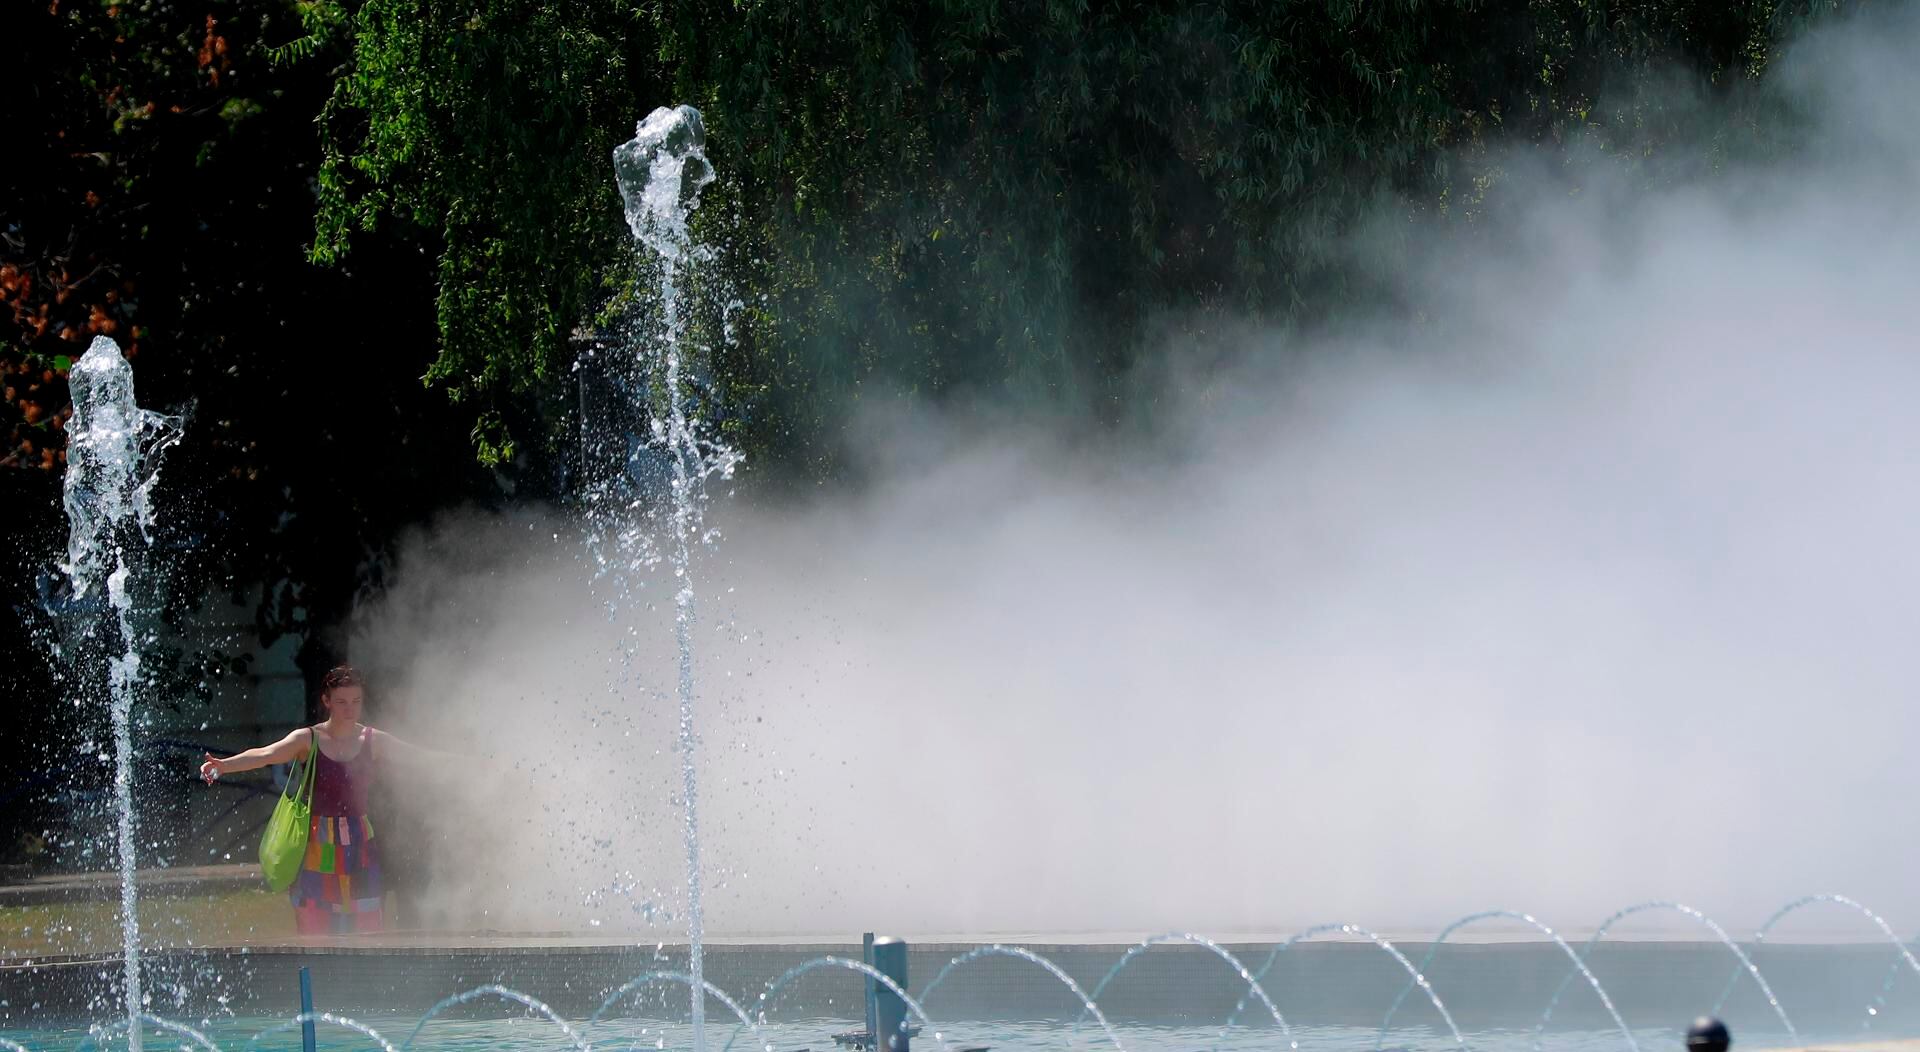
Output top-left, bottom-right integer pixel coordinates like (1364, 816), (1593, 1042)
(302, 0), (1842, 469)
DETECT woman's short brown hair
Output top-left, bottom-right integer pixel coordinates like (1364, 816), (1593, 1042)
(320, 665), (365, 694)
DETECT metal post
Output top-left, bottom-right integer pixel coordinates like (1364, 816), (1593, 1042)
(1687, 1017), (1730, 1052)
(872, 937), (909, 1052)
(299, 966), (317, 1052)
(863, 932), (877, 1045)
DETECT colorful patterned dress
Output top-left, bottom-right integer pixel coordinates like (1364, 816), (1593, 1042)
(291, 725), (385, 934)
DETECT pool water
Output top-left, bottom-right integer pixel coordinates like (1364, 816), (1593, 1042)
(0, 1015), (1900, 1052)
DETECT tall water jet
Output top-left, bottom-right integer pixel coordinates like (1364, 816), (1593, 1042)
(59, 335), (181, 1051)
(603, 103), (741, 1051)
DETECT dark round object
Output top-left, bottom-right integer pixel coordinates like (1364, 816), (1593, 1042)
(1686, 1017), (1730, 1052)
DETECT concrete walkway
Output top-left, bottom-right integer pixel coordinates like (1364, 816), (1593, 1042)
(0, 862), (261, 906)
(1781, 1044), (1920, 1052)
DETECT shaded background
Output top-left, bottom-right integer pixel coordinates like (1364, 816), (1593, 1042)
(1, 0), (1912, 940)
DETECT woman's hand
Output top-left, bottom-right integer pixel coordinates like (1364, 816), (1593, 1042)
(198, 730), (306, 782)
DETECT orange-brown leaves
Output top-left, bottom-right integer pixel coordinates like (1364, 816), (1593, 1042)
(199, 15), (231, 85)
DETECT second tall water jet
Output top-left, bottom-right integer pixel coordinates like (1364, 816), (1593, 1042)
(60, 335), (180, 1052)
(608, 104), (740, 1051)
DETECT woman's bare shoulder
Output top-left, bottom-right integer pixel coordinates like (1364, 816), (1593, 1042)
(368, 727), (430, 758)
(367, 726), (401, 748)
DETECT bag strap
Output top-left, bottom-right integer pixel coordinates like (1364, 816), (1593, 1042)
(284, 727), (318, 807)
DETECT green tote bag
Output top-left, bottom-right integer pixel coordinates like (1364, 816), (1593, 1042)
(259, 728), (317, 892)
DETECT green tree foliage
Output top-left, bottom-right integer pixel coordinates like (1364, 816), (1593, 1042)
(301, 0), (1850, 473)
(289, 0), (668, 463)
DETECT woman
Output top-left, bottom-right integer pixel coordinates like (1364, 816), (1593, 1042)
(200, 665), (421, 934)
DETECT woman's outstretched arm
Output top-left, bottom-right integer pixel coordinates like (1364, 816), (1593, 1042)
(369, 728), (458, 769)
(201, 729), (310, 784)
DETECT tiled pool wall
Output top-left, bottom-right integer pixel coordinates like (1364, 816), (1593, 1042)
(3, 941), (1912, 1032)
